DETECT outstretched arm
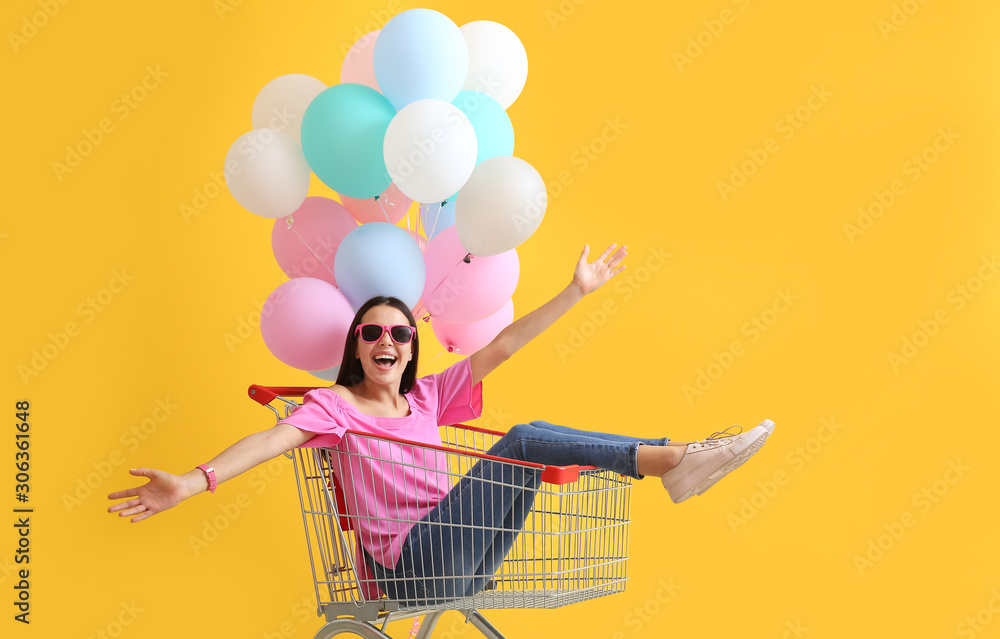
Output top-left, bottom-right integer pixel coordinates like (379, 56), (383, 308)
(469, 243), (626, 386)
(107, 422), (313, 523)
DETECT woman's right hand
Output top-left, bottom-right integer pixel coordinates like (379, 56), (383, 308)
(107, 468), (199, 523)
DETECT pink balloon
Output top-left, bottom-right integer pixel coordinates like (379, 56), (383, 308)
(340, 30), (381, 92)
(433, 299), (514, 355)
(421, 226), (519, 323)
(339, 182), (412, 224)
(272, 197), (358, 287)
(260, 278), (354, 371)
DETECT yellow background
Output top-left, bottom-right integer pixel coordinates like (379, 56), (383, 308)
(3, 0), (999, 637)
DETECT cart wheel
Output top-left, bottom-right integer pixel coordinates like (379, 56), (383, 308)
(312, 618), (389, 639)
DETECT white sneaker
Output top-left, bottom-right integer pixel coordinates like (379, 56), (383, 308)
(661, 420), (775, 503)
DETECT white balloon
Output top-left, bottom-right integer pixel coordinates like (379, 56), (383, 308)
(455, 156), (547, 256)
(460, 21), (528, 110)
(224, 129), (311, 219)
(383, 99), (478, 204)
(251, 74), (327, 144)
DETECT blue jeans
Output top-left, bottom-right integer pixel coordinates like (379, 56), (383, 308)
(365, 420), (669, 603)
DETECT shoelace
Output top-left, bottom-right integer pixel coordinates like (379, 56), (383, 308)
(706, 425), (743, 440)
(692, 425), (743, 448)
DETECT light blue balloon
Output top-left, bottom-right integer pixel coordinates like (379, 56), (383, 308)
(419, 200), (456, 240)
(373, 9), (469, 110)
(309, 365), (340, 382)
(301, 83), (395, 199)
(333, 223), (426, 310)
(452, 91), (515, 165)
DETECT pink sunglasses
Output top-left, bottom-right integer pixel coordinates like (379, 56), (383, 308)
(355, 323), (416, 344)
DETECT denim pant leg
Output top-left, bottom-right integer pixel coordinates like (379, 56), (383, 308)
(523, 420), (670, 448)
(499, 420), (670, 479)
(371, 421), (668, 602)
(370, 447), (539, 603)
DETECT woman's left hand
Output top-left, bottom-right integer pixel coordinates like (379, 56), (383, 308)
(571, 243), (627, 296)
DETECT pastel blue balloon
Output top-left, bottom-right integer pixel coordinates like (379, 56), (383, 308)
(309, 365), (340, 382)
(301, 83), (395, 199)
(419, 199), (456, 240)
(452, 91), (515, 165)
(333, 223), (426, 310)
(373, 9), (469, 110)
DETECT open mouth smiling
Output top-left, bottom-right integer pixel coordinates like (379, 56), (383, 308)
(372, 353), (398, 370)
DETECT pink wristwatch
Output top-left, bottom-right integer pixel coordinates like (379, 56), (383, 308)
(196, 464), (217, 493)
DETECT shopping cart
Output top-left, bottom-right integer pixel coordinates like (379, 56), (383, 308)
(249, 384), (633, 639)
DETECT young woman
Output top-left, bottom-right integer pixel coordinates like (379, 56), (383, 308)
(108, 243), (774, 602)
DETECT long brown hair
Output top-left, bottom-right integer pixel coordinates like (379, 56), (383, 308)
(334, 296), (420, 394)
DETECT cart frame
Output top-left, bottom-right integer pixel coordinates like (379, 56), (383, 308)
(249, 384), (632, 639)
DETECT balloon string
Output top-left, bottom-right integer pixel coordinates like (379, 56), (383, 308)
(416, 349), (448, 376)
(377, 194), (392, 224)
(287, 215), (337, 279)
(411, 252), (466, 319)
(427, 201), (444, 240)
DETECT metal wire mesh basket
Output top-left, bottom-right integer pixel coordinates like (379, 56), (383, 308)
(249, 384), (632, 639)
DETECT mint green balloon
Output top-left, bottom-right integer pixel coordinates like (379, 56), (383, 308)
(301, 83), (395, 198)
(452, 90), (514, 165)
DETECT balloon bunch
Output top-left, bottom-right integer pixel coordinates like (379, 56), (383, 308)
(223, 8), (545, 380)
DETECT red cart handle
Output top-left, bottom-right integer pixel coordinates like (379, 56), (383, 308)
(246, 384), (591, 484)
(248, 384), (319, 405)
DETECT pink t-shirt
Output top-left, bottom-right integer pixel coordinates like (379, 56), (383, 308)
(278, 359), (483, 595)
